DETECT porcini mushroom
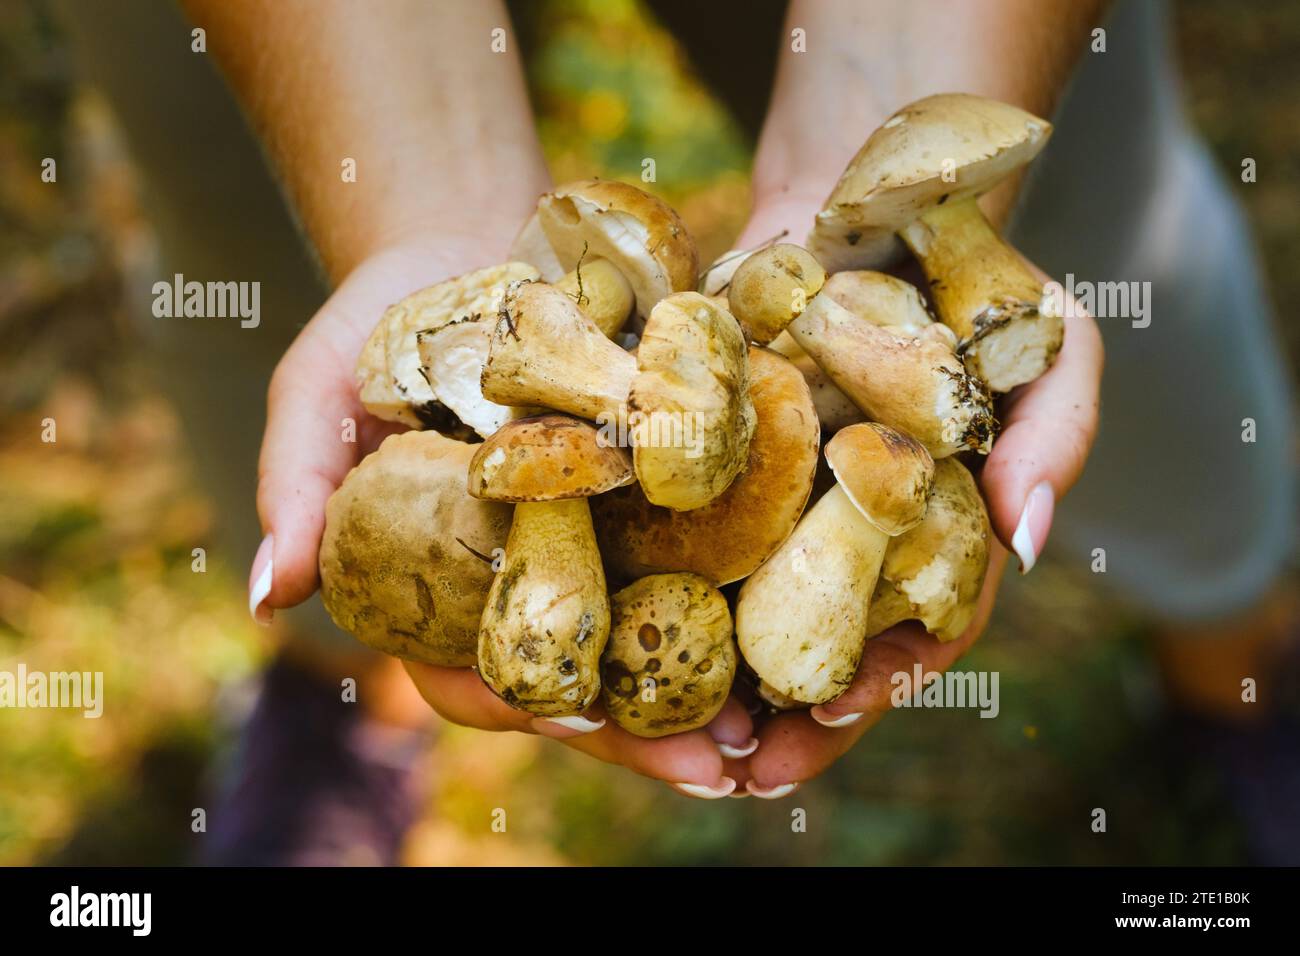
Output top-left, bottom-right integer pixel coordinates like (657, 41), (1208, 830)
(629, 292), (756, 510)
(592, 345), (819, 585)
(469, 415), (626, 717)
(510, 179), (699, 320)
(356, 262), (539, 429)
(735, 423), (934, 704)
(704, 249), (864, 432)
(866, 456), (991, 643)
(480, 279), (637, 423)
(600, 572), (737, 737)
(728, 244), (995, 457)
(319, 431), (511, 666)
(482, 283), (756, 510)
(806, 93), (1062, 392)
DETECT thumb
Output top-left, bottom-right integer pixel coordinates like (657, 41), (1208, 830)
(250, 336), (402, 622)
(979, 298), (1104, 574)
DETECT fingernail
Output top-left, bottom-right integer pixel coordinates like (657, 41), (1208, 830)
(728, 789), (752, 799)
(717, 737), (759, 759)
(249, 534), (274, 626)
(811, 709), (863, 728)
(535, 715), (605, 735)
(747, 781), (799, 800)
(1012, 481), (1054, 575)
(673, 778), (737, 800)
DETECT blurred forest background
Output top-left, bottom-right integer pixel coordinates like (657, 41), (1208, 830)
(1, 0), (1297, 865)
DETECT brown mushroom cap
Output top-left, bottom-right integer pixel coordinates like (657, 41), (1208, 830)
(825, 423), (935, 537)
(319, 431), (511, 666)
(592, 345), (819, 585)
(533, 179), (698, 317)
(808, 94), (1052, 269)
(467, 414), (634, 502)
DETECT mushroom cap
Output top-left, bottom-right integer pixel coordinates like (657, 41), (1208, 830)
(601, 572), (737, 737)
(467, 413), (634, 501)
(808, 94), (1052, 269)
(727, 244), (827, 345)
(629, 292), (756, 511)
(868, 456), (990, 642)
(357, 262), (539, 429)
(319, 431), (511, 666)
(592, 345), (819, 585)
(532, 179), (698, 317)
(821, 271), (937, 334)
(825, 422), (935, 536)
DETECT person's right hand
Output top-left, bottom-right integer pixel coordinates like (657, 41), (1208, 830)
(249, 235), (755, 798)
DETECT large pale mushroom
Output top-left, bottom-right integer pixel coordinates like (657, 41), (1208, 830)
(806, 93), (1062, 392)
(735, 423), (934, 705)
(319, 431), (511, 666)
(728, 244), (995, 457)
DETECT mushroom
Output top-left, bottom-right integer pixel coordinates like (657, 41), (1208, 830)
(482, 283), (756, 510)
(822, 270), (935, 334)
(591, 345), (819, 586)
(628, 292), (756, 510)
(600, 572), (737, 737)
(728, 244), (995, 457)
(356, 262), (539, 430)
(866, 456), (991, 643)
(703, 249), (864, 432)
(510, 178), (699, 321)
(805, 93), (1062, 392)
(469, 415), (628, 717)
(319, 431), (511, 666)
(735, 423), (934, 705)
(480, 279), (636, 423)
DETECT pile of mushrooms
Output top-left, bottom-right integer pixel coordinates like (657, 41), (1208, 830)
(321, 93), (1054, 730)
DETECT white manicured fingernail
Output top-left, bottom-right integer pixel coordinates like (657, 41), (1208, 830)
(1012, 482), (1055, 575)
(673, 778), (737, 799)
(747, 781), (799, 800)
(538, 715), (605, 734)
(249, 534), (274, 626)
(718, 737), (759, 759)
(813, 711), (862, 728)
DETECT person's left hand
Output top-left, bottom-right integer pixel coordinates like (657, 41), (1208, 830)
(717, 192), (1104, 798)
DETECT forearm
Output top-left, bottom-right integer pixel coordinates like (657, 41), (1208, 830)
(750, 0), (1109, 230)
(182, 0), (549, 282)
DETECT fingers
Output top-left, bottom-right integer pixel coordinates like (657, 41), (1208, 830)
(404, 662), (737, 795)
(980, 278), (1104, 573)
(253, 332), (404, 617)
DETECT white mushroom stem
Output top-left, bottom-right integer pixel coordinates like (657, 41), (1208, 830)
(899, 198), (1064, 393)
(481, 281), (636, 425)
(735, 484), (888, 705)
(478, 498), (610, 718)
(789, 294), (995, 457)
